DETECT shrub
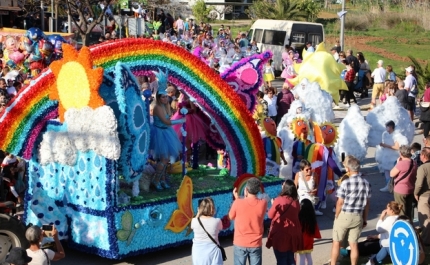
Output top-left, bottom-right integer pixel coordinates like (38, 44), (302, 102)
(344, 13), (375, 31)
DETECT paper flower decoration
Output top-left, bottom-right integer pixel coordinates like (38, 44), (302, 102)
(49, 44), (104, 121)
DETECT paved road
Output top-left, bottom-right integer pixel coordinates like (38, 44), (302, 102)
(55, 79), (421, 265)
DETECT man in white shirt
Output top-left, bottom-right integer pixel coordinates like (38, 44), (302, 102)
(371, 60), (386, 108)
(331, 47), (339, 62)
(306, 41), (315, 52)
(404, 66), (418, 120)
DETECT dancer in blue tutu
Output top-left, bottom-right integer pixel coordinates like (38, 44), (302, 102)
(150, 70), (185, 191)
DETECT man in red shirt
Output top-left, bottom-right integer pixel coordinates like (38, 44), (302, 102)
(229, 177), (267, 265)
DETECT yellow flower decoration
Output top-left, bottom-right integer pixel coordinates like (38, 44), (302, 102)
(49, 44), (105, 121)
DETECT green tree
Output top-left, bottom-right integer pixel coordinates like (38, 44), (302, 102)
(66, 0), (114, 46)
(297, 0), (322, 22)
(246, 0), (308, 21)
(191, 0), (213, 23)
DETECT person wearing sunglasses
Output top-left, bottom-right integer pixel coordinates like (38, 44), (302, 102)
(294, 159), (323, 216)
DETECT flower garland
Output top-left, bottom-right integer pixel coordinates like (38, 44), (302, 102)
(89, 39), (266, 177)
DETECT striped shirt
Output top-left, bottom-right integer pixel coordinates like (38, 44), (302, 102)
(337, 173), (372, 214)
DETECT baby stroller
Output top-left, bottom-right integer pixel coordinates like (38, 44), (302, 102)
(353, 69), (370, 98)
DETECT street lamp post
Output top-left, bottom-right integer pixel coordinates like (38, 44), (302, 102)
(340, 0), (346, 51)
(41, 0), (44, 31)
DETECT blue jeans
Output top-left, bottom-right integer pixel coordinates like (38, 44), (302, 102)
(234, 246), (262, 265)
(273, 249), (296, 265)
(374, 247), (389, 264)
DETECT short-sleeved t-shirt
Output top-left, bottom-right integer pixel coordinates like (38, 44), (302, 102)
(394, 159), (417, 195)
(229, 197), (267, 248)
(26, 249), (55, 265)
(191, 217), (222, 244)
(395, 89), (409, 107)
(405, 75), (418, 97)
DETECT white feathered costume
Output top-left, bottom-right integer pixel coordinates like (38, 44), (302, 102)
(292, 78), (335, 123)
(368, 97), (412, 172)
(367, 96), (414, 147)
(375, 130), (409, 172)
(334, 104), (370, 162)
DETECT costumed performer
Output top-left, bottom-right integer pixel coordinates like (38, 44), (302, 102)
(306, 122), (343, 211)
(263, 60), (275, 88)
(149, 70), (185, 191)
(291, 117), (312, 177)
(376, 120), (409, 192)
(277, 100), (311, 179)
(292, 79), (335, 124)
(252, 91), (268, 122)
(258, 113), (287, 177)
(281, 49), (297, 88)
(171, 91), (209, 168)
(334, 104), (370, 163)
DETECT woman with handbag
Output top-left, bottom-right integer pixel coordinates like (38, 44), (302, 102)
(294, 159), (322, 216)
(191, 197), (224, 265)
(389, 145), (417, 221)
(266, 179), (303, 265)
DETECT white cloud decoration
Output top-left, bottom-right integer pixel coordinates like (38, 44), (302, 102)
(39, 106), (121, 166)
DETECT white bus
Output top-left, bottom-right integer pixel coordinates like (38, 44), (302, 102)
(247, 19), (325, 74)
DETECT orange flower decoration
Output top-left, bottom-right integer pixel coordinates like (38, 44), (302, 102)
(165, 176), (194, 233)
(49, 44), (104, 121)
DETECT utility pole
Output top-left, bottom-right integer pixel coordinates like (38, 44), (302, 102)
(339, 0), (346, 51)
(41, 0), (45, 31)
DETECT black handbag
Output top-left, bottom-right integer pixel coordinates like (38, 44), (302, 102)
(420, 102), (430, 122)
(197, 217), (227, 261)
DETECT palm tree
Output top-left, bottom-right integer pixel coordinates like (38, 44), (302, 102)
(246, 0), (308, 21)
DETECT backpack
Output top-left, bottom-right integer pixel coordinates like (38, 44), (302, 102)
(411, 79), (419, 95)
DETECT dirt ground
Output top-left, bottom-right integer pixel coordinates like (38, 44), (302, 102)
(326, 36), (427, 64)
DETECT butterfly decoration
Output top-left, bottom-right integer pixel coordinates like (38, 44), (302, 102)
(113, 62), (150, 182)
(165, 176), (194, 236)
(117, 211), (139, 246)
(221, 51), (272, 112)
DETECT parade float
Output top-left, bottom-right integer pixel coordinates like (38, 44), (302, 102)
(0, 38), (284, 259)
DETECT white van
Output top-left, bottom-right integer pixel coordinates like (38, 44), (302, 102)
(248, 19), (325, 74)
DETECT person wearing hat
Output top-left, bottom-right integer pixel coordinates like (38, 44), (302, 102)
(6, 247), (32, 265)
(370, 60), (386, 108)
(405, 66), (418, 120)
(217, 28), (225, 39)
(330, 47), (339, 62)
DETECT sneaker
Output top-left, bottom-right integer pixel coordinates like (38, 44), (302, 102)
(333, 105), (342, 110)
(320, 201), (327, 209)
(315, 210), (323, 216)
(380, 186), (389, 192)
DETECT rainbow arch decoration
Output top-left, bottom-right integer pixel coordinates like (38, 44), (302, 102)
(0, 38), (265, 177)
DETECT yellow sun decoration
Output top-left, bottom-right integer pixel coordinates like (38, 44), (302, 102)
(49, 44), (105, 122)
